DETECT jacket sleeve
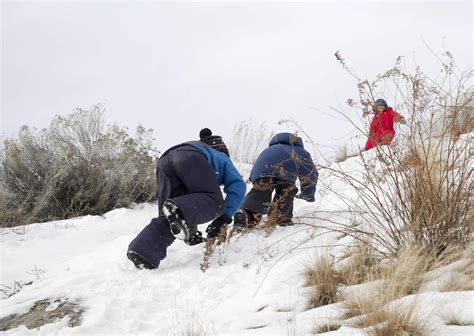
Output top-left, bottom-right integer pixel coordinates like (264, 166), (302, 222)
(393, 111), (404, 122)
(222, 159), (247, 218)
(297, 151), (318, 201)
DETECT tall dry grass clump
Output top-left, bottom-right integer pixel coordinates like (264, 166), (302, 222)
(339, 242), (383, 286)
(328, 52), (473, 257)
(228, 119), (275, 164)
(303, 254), (343, 309)
(0, 105), (158, 227)
(341, 246), (434, 335)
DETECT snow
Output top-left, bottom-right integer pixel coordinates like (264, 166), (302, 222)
(1, 154), (473, 335)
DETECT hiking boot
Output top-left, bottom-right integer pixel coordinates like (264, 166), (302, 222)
(127, 251), (156, 270)
(277, 219), (294, 227)
(233, 209), (263, 231)
(163, 200), (189, 241)
(233, 209), (248, 231)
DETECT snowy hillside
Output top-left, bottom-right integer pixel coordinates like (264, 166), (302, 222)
(1, 156), (473, 335)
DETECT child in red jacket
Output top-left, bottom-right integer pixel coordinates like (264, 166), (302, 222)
(364, 98), (406, 151)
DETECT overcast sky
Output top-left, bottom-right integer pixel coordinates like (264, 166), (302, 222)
(1, 1), (472, 156)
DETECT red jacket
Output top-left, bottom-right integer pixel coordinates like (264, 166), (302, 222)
(365, 107), (404, 150)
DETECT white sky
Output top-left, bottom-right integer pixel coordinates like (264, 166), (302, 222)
(1, 1), (472, 155)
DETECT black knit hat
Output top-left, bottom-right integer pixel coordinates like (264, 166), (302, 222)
(199, 128), (230, 157)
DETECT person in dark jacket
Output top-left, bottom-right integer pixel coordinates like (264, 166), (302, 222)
(234, 132), (318, 229)
(127, 128), (246, 269)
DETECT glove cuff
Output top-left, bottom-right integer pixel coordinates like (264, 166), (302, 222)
(220, 214), (233, 224)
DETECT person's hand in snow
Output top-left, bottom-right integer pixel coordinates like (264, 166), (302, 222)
(185, 231), (205, 245)
(206, 214), (232, 239)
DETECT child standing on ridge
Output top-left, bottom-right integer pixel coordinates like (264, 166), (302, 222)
(364, 98), (406, 151)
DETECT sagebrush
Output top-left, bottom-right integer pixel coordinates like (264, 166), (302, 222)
(0, 105), (158, 226)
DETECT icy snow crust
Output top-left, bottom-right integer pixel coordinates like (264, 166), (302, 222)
(1, 157), (473, 335)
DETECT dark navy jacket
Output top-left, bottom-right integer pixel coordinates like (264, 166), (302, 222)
(249, 133), (318, 200)
(187, 143), (246, 218)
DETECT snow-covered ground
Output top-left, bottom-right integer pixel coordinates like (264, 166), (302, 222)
(1, 157), (473, 335)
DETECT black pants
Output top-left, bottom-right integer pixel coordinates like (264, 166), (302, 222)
(128, 145), (225, 268)
(240, 178), (298, 224)
(155, 146), (225, 226)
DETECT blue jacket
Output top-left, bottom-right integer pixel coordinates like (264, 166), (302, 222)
(189, 143), (246, 218)
(250, 133), (318, 201)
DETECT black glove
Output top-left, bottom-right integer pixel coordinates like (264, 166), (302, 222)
(185, 231), (205, 246)
(295, 194), (315, 202)
(206, 214), (232, 239)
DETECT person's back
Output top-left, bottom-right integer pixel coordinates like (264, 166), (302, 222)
(250, 132), (317, 200)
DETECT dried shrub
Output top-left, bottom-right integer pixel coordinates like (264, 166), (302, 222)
(0, 105), (158, 226)
(326, 52), (473, 257)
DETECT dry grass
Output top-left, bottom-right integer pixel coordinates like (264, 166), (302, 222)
(343, 292), (429, 335)
(228, 119), (275, 164)
(176, 315), (212, 336)
(362, 304), (429, 336)
(342, 290), (384, 321)
(439, 272), (474, 292)
(418, 245), (474, 291)
(441, 309), (474, 326)
(314, 321), (342, 334)
(338, 244), (474, 335)
(384, 246), (434, 298)
(180, 323), (210, 336)
(439, 256), (474, 292)
(303, 254), (343, 309)
(340, 246), (435, 335)
(339, 242), (383, 286)
(304, 244), (383, 311)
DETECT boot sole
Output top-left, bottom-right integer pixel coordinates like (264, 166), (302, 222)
(163, 201), (189, 240)
(127, 251), (156, 270)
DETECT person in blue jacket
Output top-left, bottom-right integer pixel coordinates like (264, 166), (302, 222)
(234, 132), (318, 229)
(127, 128), (246, 269)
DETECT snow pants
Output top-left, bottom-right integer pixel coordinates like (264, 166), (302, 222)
(365, 131), (395, 150)
(127, 145), (225, 268)
(240, 178), (298, 224)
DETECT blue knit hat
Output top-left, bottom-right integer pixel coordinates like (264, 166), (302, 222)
(375, 98), (388, 109)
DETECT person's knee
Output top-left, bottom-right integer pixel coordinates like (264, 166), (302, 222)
(209, 191), (225, 214)
(254, 178), (272, 191)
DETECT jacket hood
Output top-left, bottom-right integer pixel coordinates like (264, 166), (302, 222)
(269, 132), (304, 148)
